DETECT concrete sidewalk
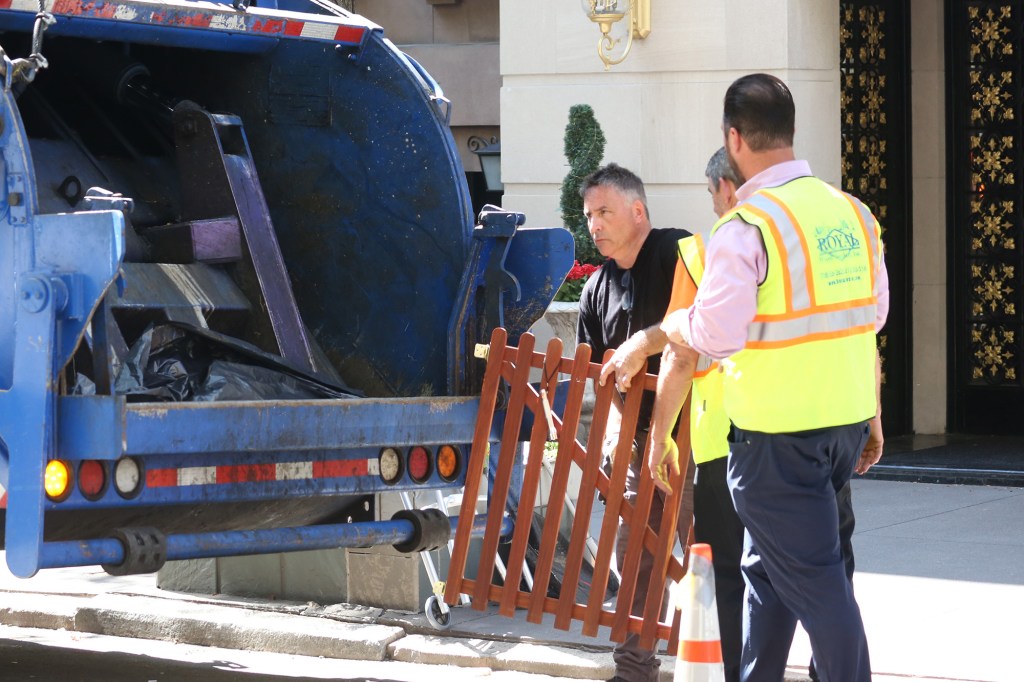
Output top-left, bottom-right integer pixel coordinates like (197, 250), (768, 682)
(0, 479), (1020, 681)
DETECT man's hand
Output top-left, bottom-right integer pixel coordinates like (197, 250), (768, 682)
(599, 333), (648, 391)
(648, 435), (680, 495)
(855, 414), (884, 475)
(602, 432), (638, 463)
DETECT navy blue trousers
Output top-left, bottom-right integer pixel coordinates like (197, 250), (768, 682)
(727, 422), (871, 682)
(694, 456), (745, 682)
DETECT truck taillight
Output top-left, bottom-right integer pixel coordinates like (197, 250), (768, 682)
(44, 460), (72, 501)
(114, 457), (142, 498)
(408, 446), (431, 483)
(78, 460), (107, 500)
(379, 448), (403, 484)
(437, 445), (460, 482)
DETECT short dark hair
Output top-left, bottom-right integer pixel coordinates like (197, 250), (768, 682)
(722, 73), (795, 151)
(705, 147), (740, 191)
(580, 163), (649, 219)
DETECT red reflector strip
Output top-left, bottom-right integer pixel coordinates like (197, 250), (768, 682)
(314, 459), (369, 478)
(147, 468), (178, 488)
(53, 0), (115, 18)
(217, 463), (277, 484)
(4, 0), (368, 45)
(253, 17), (285, 34)
(155, 11), (213, 29)
(0, 490), (7, 509)
(335, 25), (365, 43)
(144, 460), (372, 489)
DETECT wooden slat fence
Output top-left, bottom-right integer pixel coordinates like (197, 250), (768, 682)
(444, 328), (693, 651)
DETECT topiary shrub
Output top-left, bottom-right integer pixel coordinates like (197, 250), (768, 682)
(559, 104), (606, 267)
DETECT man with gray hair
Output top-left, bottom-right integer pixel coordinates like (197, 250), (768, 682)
(576, 162), (692, 682)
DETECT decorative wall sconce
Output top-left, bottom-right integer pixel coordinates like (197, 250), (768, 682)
(468, 135), (502, 192)
(581, 0), (650, 70)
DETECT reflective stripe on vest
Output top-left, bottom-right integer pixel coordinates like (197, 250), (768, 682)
(710, 176), (880, 433)
(676, 234), (729, 463)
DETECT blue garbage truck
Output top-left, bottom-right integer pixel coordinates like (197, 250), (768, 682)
(0, 0), (572, 580)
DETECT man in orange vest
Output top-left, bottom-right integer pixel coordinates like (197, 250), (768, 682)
(665, 148), (744, 681)
(600, 147), (745, 680)
(653, 74), (887, 681)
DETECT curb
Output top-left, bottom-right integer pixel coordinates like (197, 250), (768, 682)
(0, 588), (821, 681)
(74, 594), (405, 661)
(390, 633), (616, 679)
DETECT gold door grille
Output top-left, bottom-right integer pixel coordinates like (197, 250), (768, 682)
(951, 2), (1024, 431)
(841, 1), (912, 434)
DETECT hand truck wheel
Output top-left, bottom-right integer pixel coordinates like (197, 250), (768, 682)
(424, 594), (452, 630)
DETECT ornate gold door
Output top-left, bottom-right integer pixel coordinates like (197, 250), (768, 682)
(949, 2), (1024, 432)
(841, 1), (912, 434)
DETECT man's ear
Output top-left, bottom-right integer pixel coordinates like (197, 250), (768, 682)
(723, 179), (738, 206)
(727, 127), (743, 155)
(632, 198), (646, 222)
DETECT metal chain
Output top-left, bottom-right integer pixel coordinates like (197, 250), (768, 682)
(1, 0), (56, 91)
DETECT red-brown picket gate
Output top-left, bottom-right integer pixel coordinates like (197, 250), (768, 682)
(444, 327), (693, 652)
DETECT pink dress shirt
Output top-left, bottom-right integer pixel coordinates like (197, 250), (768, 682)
(669, 160), (890, 360)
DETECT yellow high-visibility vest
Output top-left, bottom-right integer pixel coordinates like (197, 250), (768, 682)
(676, 235), (730, 464)
(710, 176), (882, 433)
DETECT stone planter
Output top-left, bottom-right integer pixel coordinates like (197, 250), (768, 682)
(529, 300), (596, 423)
(530, 300), (595, 416)
(528, 301), (598, 514)
(540, 300), (580, 348)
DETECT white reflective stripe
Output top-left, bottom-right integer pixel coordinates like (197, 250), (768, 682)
(744, 194), (812, 310)
(367, 459), (380, 476)
(696, 354), (713, 373)
(299, 22), (339, 40)
(748, 304), (876, 344)
(209, 13), (248, 31)
(276, 461), (313, 480)
(113, 5), (140, 21)
(9, 0), (47, 11)
(178, 466), (217, 486)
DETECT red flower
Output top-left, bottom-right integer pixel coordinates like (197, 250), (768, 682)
(565, 261), (601, 281)
(555, 260), (602, 302)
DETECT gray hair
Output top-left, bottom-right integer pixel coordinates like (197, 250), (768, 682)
(705, 147), (741, 191)
(580, 163), (650, 220)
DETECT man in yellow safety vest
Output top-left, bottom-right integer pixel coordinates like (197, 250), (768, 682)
(652, 74), (887, 681)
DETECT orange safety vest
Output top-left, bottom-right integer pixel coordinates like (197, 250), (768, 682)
(667, 234), (729, 463)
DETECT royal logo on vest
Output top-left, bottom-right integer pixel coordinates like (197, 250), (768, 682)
(815, 221), (862, 261)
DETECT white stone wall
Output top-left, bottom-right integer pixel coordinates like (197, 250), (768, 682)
(499, 1), (841, 244)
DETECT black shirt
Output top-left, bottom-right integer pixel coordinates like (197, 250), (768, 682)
(577, 227), (691, 429)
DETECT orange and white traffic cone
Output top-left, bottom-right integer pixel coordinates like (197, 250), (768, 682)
(672, 543), (725, 682)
